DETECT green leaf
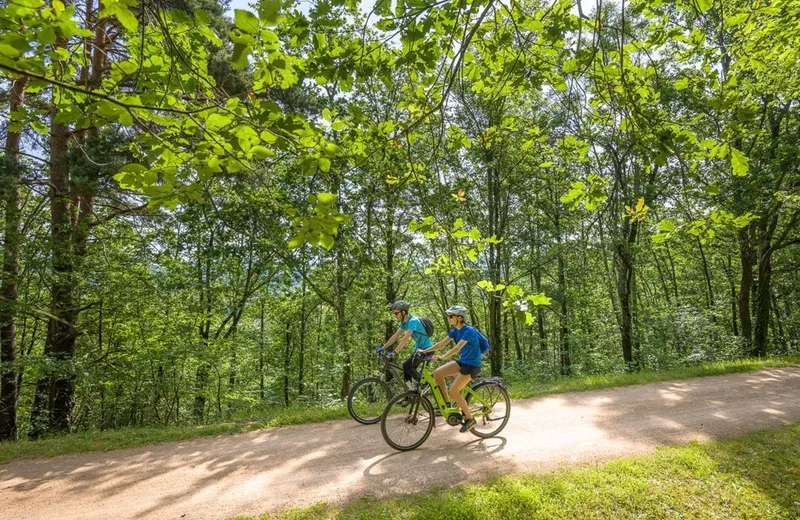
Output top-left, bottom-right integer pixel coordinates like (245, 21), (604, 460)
(731, 148), (749, 177)
(101, 3), (139, 32)
(119, 163), (147, 174)
(319, 233), (335, 250)
(0, 44), (21, 58)
(287, 234), (304, 249)
(250, 146), (272, 159)
(695, 0), (713, 13)
(529, 293), (552, 306)
(657, 220), (675, 232)
(231, 43), (252, 70)
(259, 0), (281, 25)
(318, 157), (331, 172)
(234, 9), (260, 34)
(205, 113), (232, 128)
(317, 192), (337, 205)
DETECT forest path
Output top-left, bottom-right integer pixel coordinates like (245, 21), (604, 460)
(2, 366), (799, 520)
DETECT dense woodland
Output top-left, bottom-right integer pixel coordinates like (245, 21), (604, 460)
(0, 0), (798, 441)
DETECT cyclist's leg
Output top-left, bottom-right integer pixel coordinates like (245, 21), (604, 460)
(448, 373), (474, 420)
(402, 356), (418, 389)
(433, 361), (460, 406)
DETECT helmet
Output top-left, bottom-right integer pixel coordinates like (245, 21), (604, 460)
(390, 300), (411, 312)
(445, 305), (468, 318)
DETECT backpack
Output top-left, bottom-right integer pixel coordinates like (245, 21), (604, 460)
(419, 317), (434, 337)
(476, 329), (490, 355)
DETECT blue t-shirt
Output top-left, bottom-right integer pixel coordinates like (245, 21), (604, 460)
(400, 315), (433, 350)
(448, 324), (482, 366)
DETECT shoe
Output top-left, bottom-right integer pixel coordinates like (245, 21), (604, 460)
(460, 418), (476, 433)
(405, 380), (415, 391)
(420, 383), (431, 395)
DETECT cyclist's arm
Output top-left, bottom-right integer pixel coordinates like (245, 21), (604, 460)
(421, 337), (452, 353)
(381, 328), (402, 350)
(393, 329), (414, 354)
(438, 339), (468, 360)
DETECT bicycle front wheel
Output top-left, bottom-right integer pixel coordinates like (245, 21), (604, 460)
(380, 391), (434, 451)
(348, 377), (392, 425)
(466, 382), (511, 438)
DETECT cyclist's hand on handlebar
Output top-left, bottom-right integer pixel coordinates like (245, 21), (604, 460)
(431, 355), (441, 362)
(385, 351), (394, 359)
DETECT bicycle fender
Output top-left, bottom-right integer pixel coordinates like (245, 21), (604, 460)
(471, 376), (506, 388)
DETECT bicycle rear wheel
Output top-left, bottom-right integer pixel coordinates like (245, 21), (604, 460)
(348, 377), (392, 425)
(380, 391), (434, 451)
(466, 382), (511, 438)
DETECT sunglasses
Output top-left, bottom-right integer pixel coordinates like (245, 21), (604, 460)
(448, 314), (457, 318)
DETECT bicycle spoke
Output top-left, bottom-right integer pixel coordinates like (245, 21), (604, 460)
(466, 383), (510, 438)
(381, 392), (434, 451)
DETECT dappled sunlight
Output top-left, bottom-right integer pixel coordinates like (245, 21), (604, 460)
(2, 367), (799, 520)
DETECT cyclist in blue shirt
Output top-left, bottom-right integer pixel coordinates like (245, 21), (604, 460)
(421, 305), (481, 432)
(382, 301), (433, 389)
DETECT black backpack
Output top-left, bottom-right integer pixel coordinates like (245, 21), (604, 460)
(419, 317), (434, 337)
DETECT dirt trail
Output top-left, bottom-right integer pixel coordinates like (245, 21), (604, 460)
(2, 366), (799, 520)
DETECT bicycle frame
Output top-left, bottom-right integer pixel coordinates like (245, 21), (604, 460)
(416, 359), (493, 425)
(376, 351), (404, 386)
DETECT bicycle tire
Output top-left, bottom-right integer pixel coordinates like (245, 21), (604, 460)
(465, 382), (511, 438)
(380, 391), (434, 451)
(347, 377), (392, 425)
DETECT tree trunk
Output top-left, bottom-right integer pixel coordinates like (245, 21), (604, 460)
(752, 219), (773, 356)
(284, 320), (291, 407)
(298, 279), (307, 396)
(615, 219), (639, 370)
(696, 238), (715, 313)
(0, 76), (29, 441)
(259, 299), (265, 401)
(738, 224), (754, 351)
(48, 103), (76, 433)
(336, 247), (350, 398)
(555, 214), (571, 376)
(486, 154), (503, 376)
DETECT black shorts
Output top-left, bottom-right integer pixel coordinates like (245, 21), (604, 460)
(456, 361), (481, 378)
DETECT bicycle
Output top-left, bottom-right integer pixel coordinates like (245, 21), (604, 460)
(347, 347), (406, 425)
(380, 354), (511, 451)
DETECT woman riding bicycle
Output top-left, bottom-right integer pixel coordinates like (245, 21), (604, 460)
(421, 305), (481, 433)
(381, 301), (433, 390)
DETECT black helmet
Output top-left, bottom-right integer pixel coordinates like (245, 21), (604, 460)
(390, 300), (411, 312)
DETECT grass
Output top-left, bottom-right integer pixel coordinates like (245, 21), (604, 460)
(1, 355), (798, 465)
(248, 424), (800, 520)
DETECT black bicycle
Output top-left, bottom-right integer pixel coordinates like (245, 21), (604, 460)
(347, 347), (406, 424)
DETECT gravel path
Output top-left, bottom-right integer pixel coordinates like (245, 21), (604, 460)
(2, 366), (799, 520)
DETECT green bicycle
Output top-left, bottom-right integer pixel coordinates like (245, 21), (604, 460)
(347, 347), (406, 424)
(380, 354), (511, 451)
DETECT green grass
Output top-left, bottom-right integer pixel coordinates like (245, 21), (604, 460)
(248, 424), (800, 520)
(1, 355), (798, 465)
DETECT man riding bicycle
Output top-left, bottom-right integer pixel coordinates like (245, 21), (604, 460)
(381, 301), (433, 390)
(421, 305), (481, 433)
